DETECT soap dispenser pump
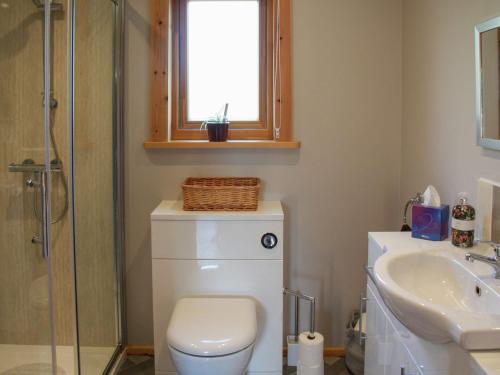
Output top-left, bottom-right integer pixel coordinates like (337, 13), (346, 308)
(451, 193), (476, 248)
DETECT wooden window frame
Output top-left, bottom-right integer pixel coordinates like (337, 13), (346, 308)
(147, 0), (297, 148)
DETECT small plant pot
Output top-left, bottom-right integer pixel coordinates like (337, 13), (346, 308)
(206, 121), (229, 142)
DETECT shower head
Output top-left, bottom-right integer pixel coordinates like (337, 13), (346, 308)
(32, 0), (64, 12)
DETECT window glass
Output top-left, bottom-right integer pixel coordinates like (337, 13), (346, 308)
(187, 0), (260, 122)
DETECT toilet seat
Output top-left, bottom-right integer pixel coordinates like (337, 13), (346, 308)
(167, 297), (257, 357)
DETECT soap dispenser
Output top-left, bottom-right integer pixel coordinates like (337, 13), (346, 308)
(451, 193), (476, 248)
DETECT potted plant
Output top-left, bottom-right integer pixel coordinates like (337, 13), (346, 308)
(201, 103), (230, 142)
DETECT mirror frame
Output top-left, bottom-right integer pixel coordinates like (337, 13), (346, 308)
(476, 16), (500, 150)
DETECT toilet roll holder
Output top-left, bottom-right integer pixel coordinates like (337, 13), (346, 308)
(283, 288), (317, 340)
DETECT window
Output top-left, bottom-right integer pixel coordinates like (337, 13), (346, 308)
(186, 1), (260, 122)
(148, 0), (296, 147)
(173, 0), (270, 140)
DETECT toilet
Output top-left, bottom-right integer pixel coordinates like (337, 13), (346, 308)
(152, 200), (284, 374)
(166, 297), (257, 375)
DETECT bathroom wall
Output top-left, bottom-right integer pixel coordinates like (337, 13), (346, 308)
(400, 1), (500, 225)
(125, 0), (403, 346)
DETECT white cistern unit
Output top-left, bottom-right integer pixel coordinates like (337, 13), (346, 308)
(151, 201), (284, 375)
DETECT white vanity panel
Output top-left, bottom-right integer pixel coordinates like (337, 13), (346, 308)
(385, 315), (421, 375)
(365, 284), (388, 375)
(365, 283), (424, 375)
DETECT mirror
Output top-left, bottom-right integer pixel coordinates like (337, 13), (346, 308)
(476, 17), (500, 150)
(477, 178), (500, 242)
(493, 185), (500, 242)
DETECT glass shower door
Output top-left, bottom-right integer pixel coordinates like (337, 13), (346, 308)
(0, 0), (124, 373)
(0, 0), (60, 373)
(72, 0), (123, 373)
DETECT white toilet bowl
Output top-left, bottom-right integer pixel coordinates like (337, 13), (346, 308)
(166, 297), (257, 375)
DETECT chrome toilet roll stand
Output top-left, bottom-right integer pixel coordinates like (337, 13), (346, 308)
(283, 288), (317, 340)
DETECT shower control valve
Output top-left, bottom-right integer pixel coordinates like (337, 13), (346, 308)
(26, 178), (39, 188)
(31, 235), (43, 245)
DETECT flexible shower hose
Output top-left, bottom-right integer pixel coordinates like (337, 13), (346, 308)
(33, 111), (69, 225)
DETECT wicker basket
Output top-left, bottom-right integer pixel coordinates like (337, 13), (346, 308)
(182, 177), (260, 211)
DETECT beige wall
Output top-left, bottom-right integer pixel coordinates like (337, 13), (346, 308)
(125, 0), (402, 346)
(401, 1), (500, 226)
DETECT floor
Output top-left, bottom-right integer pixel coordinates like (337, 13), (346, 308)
(0, 344), (115, 375)
(118, 355), (350, 375)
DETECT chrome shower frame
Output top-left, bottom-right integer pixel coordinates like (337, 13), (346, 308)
(109, 0), (128, 370)
(42, 1), (58, 372)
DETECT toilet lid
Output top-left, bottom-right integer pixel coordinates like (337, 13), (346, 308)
(167, 297), (257, 357)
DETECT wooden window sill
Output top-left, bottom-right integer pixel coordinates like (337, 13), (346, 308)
(143, 140), (301, 149)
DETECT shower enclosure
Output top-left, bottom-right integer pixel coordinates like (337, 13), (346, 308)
(0, 0), (125, 374)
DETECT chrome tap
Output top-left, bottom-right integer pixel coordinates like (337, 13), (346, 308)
(465, 241), (500, 279)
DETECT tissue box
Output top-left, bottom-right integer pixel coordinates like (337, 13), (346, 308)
(411, 204), (450, 241)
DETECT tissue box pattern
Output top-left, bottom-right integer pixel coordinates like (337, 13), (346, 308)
(412, 204), (450, 241)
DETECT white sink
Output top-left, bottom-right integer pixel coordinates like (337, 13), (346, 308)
(373, 249), (500, 350)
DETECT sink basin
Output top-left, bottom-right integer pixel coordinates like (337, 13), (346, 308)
(373, 249), (500, 350)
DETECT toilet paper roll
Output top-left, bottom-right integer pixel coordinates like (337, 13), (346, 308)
(297, 332), (324, 375)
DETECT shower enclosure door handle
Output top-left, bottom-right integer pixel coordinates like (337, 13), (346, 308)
(40, 170), (49, 259)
